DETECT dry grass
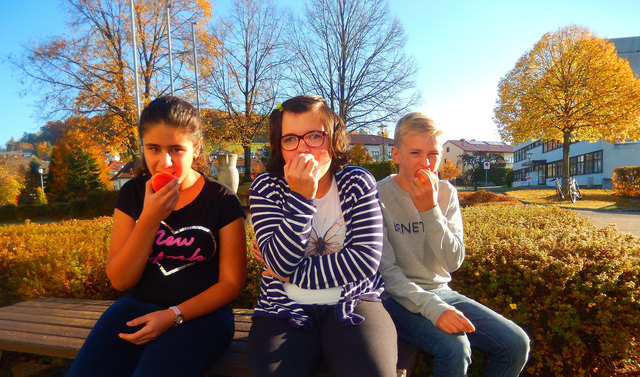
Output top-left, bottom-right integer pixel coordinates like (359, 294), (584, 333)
(504, 188), (640, 210)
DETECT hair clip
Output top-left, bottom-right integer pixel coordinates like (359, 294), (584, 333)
(275, 103), (283, 112)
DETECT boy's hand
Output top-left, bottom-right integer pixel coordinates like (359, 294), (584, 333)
(435, 308), (475, 334)
(284, 153), (319, 199)
(408, 168), (438, 212)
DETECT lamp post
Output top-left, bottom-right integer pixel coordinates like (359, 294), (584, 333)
(37, 166), (44, 192)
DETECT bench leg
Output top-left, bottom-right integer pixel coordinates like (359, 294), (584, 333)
(0, 351), (15, 377)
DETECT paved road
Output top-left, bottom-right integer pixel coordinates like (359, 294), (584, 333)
(572, 209), (640, 236)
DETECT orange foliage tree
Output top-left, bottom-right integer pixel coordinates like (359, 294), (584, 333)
(48, 129), (108, 202)
(348, 142), (373, 166)
(13, 0), (216, 157)
(438, 160), (461, 181)
(495, 25), (640, 191)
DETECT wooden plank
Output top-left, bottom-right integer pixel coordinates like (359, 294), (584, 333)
(0, 306), (105, 321)
(0, 320), (91, 339)
(0, 312), (98, 329)
(0, 329), (84, 359)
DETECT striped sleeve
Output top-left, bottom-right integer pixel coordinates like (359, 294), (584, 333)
(290, 166), (384, 289)
(249, 174), (315, 278)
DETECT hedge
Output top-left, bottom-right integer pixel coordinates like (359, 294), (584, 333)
(457, 205), (640, 376)
(612, 166), (640, 197)
(1, 204), (638, 376)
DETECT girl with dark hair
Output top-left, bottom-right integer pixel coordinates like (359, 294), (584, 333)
(248, 95), (397, 377)
(66, 96), (247, 377)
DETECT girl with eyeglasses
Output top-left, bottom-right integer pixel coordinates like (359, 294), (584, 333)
(247, 95), (397, 377)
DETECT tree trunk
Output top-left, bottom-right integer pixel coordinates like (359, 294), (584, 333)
(562, 132), (571, 193)
(244, 145), (252, 180)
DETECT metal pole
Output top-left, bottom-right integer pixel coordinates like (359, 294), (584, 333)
(129, 0), (141, 126)
(166, 4), (174, 95)
(192, 22), (200, 114)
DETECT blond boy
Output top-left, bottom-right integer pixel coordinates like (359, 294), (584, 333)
(377, 112), (529, 377)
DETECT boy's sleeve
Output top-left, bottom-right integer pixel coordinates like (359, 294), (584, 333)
(419, 183), (465, 272)
(380, 219), (453, 325)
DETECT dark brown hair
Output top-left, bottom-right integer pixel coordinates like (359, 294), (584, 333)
(265, 95), (350, 177)
(135, 95), (206, 176)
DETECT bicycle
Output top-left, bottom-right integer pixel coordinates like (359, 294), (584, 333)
(550, 177), (564, 202)
(567, 176), (582, 203)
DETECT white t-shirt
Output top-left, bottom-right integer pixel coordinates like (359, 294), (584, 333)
(284, 177), (346, 304)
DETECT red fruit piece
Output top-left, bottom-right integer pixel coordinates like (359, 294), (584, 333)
(151, 172), (176, 191)
(415, 172), (427, 184)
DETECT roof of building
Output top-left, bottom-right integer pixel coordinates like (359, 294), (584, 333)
(348, 134), (394, 145)
(111, 160), (135, 181)
(445, 139), (513, 153)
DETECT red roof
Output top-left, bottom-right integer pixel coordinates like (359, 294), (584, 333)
(445, 139), (513, 153)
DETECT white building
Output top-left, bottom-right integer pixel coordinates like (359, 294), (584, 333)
(511, 140), (640, 189)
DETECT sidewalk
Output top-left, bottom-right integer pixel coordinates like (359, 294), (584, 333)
(572, 209), (640, 236)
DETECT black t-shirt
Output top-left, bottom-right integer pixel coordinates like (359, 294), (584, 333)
(114, 174), (245, 306)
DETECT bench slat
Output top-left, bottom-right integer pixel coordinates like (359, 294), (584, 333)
(0, 329), (84, 359)
(0, 319), (91, 339)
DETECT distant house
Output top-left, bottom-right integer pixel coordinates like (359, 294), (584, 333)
(348, 134), (394, 162)
(442, 139), (514, 171)
(110, 160), (135, 190)
(106, 161), (126, 178)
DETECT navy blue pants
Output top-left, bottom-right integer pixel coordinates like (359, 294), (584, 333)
(65, 294), (234, 377)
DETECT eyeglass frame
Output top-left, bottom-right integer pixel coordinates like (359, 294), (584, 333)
(280, 130), (328, 151)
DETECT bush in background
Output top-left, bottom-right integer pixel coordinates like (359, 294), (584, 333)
(613, 166), (640, 197)
(455, 205), (640, 376)
(0, 217), (118, 306)
(0, 190), (118, 223)
(360, 160), (397, 181)
(458, 190), (521, 207)
(0, 219), (261, 310)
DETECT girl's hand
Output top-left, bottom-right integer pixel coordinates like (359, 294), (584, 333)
(118, 308), (175, 345)
(253, 246), (289, 282)
(409, 169), (438, 212)
(139, 178), (179, 223)
(284, 153), (319, 199)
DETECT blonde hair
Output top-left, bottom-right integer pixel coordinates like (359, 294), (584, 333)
(394, 112), (444, 148)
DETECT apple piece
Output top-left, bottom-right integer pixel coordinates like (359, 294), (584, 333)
(151, 172), (176, 191)
(415, 171), (427, 184)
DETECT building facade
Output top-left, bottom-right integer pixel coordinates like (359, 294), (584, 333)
(348, 134), (394, 162)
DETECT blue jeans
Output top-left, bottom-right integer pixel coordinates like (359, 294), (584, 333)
(65, 294), (234, 377)
(383, 290), (529, 377)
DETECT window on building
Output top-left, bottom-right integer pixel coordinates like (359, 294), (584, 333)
(584, 153), (593, 174)
(446, 147), (450, 152)
(594, 151), (603, 173)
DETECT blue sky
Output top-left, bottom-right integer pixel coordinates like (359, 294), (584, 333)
(1, 0), (639, 148)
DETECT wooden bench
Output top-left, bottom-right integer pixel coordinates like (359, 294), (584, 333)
(0, 298), (417, 377)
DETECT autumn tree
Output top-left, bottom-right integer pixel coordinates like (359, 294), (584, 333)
(438, 160), (461, 181)
(0, 165), (24, 206)
(199, 0), (289, 180)
(48, 130), (108, 202)
(348, 142), (373, 165)
(12, 0), (214, 156)
(290, 0), (420, 132)
(495, 25), (640, 190)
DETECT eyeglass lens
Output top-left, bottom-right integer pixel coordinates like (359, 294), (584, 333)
(281, 131), (325, 151)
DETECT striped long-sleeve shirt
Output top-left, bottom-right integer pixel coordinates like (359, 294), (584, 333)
(249, 165), (385, 328)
